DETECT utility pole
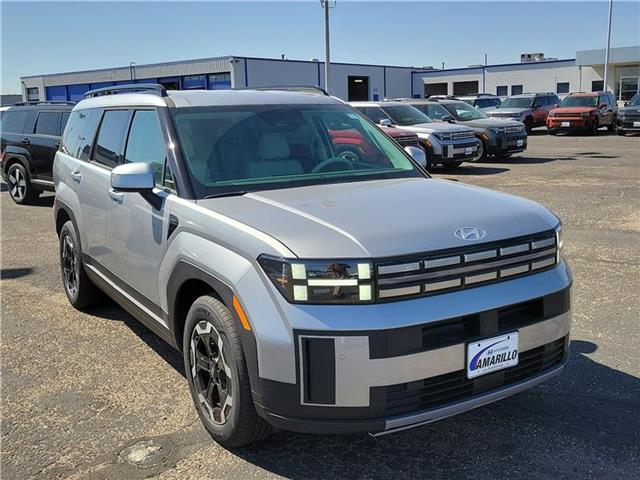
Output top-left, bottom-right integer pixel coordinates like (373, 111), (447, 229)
(603, 0), (613, 93)
(321, 1), (336, 93)
(129, 62), (136, 82)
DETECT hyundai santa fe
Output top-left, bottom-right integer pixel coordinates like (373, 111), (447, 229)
(54, 84), (572, 448)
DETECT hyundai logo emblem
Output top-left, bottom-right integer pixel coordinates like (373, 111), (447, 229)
(454, 227), (487, 241)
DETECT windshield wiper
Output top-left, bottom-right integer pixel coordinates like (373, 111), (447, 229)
(204, 191), (251, 199)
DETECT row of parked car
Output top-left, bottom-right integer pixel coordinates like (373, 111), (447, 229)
(432, 90), (640, 137)
(1, 89), (639, 205)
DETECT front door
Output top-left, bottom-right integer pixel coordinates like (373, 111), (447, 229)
(29, 111), (63, 181)
(102, 109), (171, 310)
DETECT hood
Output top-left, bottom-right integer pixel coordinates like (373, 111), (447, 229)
(551, 106), (596, 114)
(619, 106), (640, 114)
(395, 122), (473, 135)
(382, 126), (417, 138)
(489, 108), (529, 116)
(458, 118), (523, 129)
(197, 178), (558, 258)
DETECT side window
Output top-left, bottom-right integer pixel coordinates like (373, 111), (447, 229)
(61, 109), (101, 160)
(124, 110), (166, 184)
(163, 163), (175, 190)
(533, 97), (544, 108)
(93, 110), (130, 168)
(34, 111), (62, 136)
(1, 110), (30, 134)
(426, 104), (449, 120)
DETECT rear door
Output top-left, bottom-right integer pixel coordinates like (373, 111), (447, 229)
(29, 110), (63, 181)
(101, 108), (172, 309)
(532, 97), (548, 125)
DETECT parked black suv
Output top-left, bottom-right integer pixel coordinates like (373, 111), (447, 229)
(1, 101), (74, 204)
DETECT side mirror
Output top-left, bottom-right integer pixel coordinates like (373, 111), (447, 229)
(441, 115), (455, 123)
(404, 146), (427, 168)
(379, 118), (393, 127)
(111, 162), (155, 192)
(624, 102), (629, 106)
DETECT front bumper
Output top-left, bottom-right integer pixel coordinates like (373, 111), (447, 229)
(547, 117), (595, 130)
(617, 117), (640, 131)
(429, 139), (478, 164)
(487, 132), (528, 154)
(249, 273), (572, 434)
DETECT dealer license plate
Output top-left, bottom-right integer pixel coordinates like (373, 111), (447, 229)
(516, 139), (524, 147)
(561, 121), (570, 127)
(467, 332), (519, 379)
(633, 121), (640, 127)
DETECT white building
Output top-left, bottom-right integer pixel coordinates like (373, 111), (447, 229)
(20, 46), (639, 103)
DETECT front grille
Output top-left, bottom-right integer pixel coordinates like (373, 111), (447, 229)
(384, 336), (566, 417)
(394, 135), (419, 147)
(451, 131), (475, 140)
(553, 112), (580, 118)
(490, 112), (517, 118)
(505, 126), (526, 134)
(376, 230), (557, 300)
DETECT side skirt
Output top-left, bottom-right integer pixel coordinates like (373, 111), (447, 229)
(83, 259), (178, 349)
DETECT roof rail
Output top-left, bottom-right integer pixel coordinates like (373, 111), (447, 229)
(13, 100), (76, 106)
(84, 83), (168, 98)
(234, 85), (329, 96)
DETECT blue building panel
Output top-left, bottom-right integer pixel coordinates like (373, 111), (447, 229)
(67, 84), (90, 101)
(46, 86), (67, 101)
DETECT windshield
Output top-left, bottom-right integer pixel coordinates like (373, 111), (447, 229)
(442, 102), (487, 121)
(627, 93), (640, 106)
(381, 105), (433, 125)
(171, 104), (422, 198)
(559, 96), (598, 108)
(499, 97), (533, 109)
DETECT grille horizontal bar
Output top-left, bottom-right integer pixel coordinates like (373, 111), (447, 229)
(376, 230), (557, 300)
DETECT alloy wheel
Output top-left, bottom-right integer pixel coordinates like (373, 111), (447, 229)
(61, 234), (79, 298)
(7, 165), (27, 202)
(473, 140), (484, 162)
(190, 321), (233, 425)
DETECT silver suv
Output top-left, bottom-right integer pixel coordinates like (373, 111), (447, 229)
(350, 101), (478, 168)
(54, 84), (572, 448)
(486, 92), (560, 132)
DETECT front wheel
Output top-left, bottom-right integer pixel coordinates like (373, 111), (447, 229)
(591, 120), (599, 136)
(616, 128), (625, 136)
(6, 162), (38, 205)
(183, 295), (272, 448)
(607, 118), (616, 132)
(472, 139), (486, 162)
(524, 117), (534, 134)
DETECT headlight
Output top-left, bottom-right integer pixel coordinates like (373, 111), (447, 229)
(434, 132), (453, 141)
(549, 112), (556, 117)
(554, 222), (563, 263)
(512, 112), (521, 117)
(490, 127), (507, 134)
(258, 255), (374, 304)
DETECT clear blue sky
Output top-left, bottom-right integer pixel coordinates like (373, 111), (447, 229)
(2, 1), (639, 94)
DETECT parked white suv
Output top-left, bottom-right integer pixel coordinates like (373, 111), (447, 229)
(54, 84), (572, 447)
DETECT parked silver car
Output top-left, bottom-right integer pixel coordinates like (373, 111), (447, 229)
(351, 101), (478, 168)
(486, 92), (560, 132)
(54, 84), (572, 448)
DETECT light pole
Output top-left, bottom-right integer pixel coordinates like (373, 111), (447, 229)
(603, 0), (613, 93)
(129, 62), (136, 82)
(320, 1), (336, 93)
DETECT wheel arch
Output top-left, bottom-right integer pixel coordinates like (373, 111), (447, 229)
(3, 153), (31, 177)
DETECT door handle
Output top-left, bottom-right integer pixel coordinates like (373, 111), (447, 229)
(70, 170), (82, 183)
(108, 189), (124, 204)
(20, 138), (30, 146)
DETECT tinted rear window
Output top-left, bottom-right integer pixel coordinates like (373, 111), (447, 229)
(1, 110), (30, 134)
(94, 110), (130, 167)
(35, 111), (62, 136)
(62, 109), (102, 161)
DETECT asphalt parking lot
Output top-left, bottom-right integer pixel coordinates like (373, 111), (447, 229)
(1, 131), (639, 480)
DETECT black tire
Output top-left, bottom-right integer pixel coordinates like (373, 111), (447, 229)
(59, 220), (103, 309)
(6, 162), (38, 205)
(524, 117), (534, 134)
(183, 295), (271, 448)
(616, 128), (625, 136)
(607, 117), (616, 132)
(591, 120), (599, 136)
(472, 138), (486, 162)
(548, 129), (557, 136)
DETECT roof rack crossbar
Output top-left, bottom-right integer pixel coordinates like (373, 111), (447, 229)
(13, 101), (76, 106)
(233, 85), (329, 96)
(84, 83), (168, 98)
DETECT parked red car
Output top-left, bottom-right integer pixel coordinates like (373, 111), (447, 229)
(329, 126), (420, 162)
(547, 91), (618, 135)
